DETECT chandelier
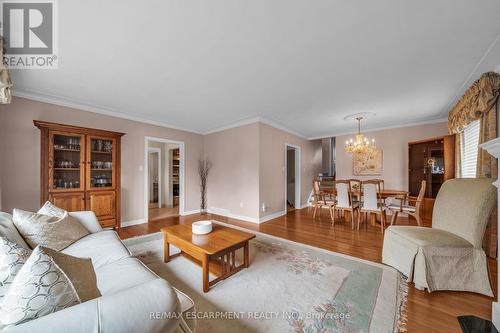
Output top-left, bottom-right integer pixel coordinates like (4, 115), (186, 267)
(344, 117), (376, 154)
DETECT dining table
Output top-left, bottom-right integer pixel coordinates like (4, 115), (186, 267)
(322, 188), (410, 226)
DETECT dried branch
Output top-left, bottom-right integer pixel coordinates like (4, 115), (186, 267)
(198, 159), (212, 212)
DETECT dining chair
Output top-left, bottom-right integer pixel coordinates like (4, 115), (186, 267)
(312, 180), (335, 220)
(358, 180), (387, 232)
(348, 179), (361, 204)
(332, 180), (359, 229)
(371, 179), (385, 190)
(319, 176), (335, 201)
(386, 180), (426, 226)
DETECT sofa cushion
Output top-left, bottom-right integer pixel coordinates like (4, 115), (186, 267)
(12, 209), (89, 251)
(61, 230), (130, 269)
(0, 212), (29, 249)
(0, 238), (31, 299)
(386, 226), (472, 248)
(0, 246), (80, 328)
(94, 258), (158, 295)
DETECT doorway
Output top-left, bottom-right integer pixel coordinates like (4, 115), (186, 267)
(148, 148), (162, 208)
(285, 144), (300, 212)
(144, 137), (185, 222)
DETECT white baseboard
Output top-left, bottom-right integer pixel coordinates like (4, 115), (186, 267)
(259, 210), (286, 223)
(208, 207), (287, 224)
(208, 207), (260, 224)
(121, 219), (146, 228)
(121, 207), (287, 228)
(181, 209), (201, 216)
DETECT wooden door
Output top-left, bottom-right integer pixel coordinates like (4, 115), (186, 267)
(87, 191), (116, 221)
(86, 135), (117, 191)
(49, 192), (85, 212)
(48, 131), (86, 193)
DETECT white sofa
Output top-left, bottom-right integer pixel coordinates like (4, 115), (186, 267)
(1, 211), (192, 333)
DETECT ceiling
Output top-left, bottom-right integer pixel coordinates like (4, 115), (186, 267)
(11, 0), (500, 139)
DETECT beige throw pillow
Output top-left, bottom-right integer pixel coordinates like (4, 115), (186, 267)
(0, 237), (32, 299)
(12, 209), (89, 251)
(37, 201), (67, 219)
(41, 246), (101, 302)
(0, 246), (80, 327)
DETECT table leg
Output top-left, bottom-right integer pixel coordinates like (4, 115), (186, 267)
(244, 242), (249, 268)
(164, 239), (170, 263)
(370, 213), (377, 226)
(202, 253), (209, 293)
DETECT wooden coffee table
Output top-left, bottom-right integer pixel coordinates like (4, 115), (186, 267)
(162, 223), (256, 292)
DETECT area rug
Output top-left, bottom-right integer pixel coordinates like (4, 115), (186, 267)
(124, 222), (407, 333)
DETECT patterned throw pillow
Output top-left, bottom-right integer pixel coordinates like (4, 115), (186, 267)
(12, 209), (89, 251)
(0, 238), (32, 299)
(0, 246), (80, 327)
(0, 212), (30, 250)
(41, 247), (101, 302)
(37, 201), (67, 219)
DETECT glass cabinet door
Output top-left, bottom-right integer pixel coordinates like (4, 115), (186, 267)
(49, 132), (85, 191)
(86, 136), (116, 190)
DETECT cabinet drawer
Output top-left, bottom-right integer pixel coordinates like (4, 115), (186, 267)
(99, 218), (117, 228)
(87, 191), (116, 220)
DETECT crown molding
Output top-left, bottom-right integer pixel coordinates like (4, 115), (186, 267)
(202, 115), (308, 139)
(12, 89), (203, 135)
(12, 88), (448, 142)
(201, 116), (262, 135)
(307, 117), (448, 140)
(445, 33), (500, 114)
(258, 117), (308, 139)
(12, 89), (308, 139)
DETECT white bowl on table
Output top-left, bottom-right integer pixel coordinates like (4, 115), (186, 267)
(192, 220), (213, 235)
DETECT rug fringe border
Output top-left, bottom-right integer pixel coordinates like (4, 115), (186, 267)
(395, 273), (409, 333)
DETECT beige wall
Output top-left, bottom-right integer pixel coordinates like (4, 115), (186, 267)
(335, 122), (448, 190)
(203, 122), (322, 221)
(0, 97), (204, 223)
(204, 123), (260, 219)
(0, 96), (445, 224)
(259, 123), (322, 218)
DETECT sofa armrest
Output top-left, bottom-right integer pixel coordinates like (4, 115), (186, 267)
(69, 211), (103, 233)
(5, 279), (181, 333)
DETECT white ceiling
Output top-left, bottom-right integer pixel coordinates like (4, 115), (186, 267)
(11, 0), (500, 139)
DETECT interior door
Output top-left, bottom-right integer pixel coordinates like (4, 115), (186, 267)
(87, 191), (116, 221)
(49, 192), (85, 212)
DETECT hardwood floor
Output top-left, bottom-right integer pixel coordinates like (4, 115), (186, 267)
(147, 205), (179, 221)
(119, 208), (497, 332)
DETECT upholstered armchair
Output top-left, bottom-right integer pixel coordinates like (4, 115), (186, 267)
(382, 178), (496, 296)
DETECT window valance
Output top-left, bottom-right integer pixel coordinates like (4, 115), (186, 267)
(448, 71), (500, 134)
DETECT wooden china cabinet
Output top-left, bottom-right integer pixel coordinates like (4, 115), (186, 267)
(408, 135), (455, 220)
(34, 121), (124, 229)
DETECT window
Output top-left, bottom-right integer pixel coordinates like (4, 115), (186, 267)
(460, 120), (480, 178)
